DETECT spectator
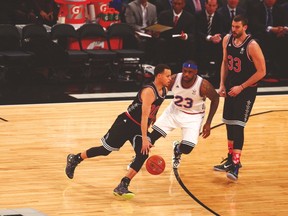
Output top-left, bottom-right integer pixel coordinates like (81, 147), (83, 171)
(217, 0), (246, 34)
(156, 0), (197, 71)
(184, 0), (205, 15)
(125, 0), (157, 31)
(155, 0), (173, 16)
(124, 0), (158, 63)
(12, 0), (38, 25)
(195, 0), (225, 82)
(32, 0), (59, 26)
(249, 0), (288, 78)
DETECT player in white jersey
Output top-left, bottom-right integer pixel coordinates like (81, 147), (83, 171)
(150, 60), (219, 168)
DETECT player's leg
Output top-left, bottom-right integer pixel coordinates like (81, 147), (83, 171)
(172, 114), (203, 168)
(114, 135), (148, 199)
(65, 113), (128, 179)
(226, 87), (257, 181)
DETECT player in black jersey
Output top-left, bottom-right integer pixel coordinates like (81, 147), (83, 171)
(213, 15), (266, 181)
(65, 64), (172, 199)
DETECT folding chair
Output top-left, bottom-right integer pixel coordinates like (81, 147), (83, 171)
(106, 23), (145, 82)
(0, 24), (34, 80)
(78, 23), (117, 79)
(50, 23), (90, 79)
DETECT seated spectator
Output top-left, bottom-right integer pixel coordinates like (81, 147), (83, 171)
(155, 0), (197, 71)
(195, 0), (225, 83)
(155, 0), (173, 17)
(12, 0), (38, 25)
(249, 0), (288, 78)
(32, 0), (59, 26)
(124, 0), (158, 62)
(184, 0), (205, 15)
(217, 0), (246, 34)
(125, 0), (157, 31)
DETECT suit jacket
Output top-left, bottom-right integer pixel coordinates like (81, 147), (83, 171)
(249, 1), (288, 36)
(157, 9), (197, 61)
(195, 10), (225, 69)
(125, 0), (157, 31)
(184, 0), (205, 15)
(158, 9), (196, 44)
(154, 0), (172, 17)
(195, 10), (225, 42)
(217, 4), (246, 33)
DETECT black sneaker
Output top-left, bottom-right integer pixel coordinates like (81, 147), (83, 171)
(213, 155), (242, 172)
(65, 154), (81, 179)
(213, 156), (233, 172)
(172, 141), (182, 169)
(227, 163), (240, 181)
(113, 181), (135, 200)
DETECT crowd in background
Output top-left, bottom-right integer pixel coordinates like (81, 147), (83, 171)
(0, 0), (287, 80)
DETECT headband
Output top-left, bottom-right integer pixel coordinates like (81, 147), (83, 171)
(182, 62), (198, 70)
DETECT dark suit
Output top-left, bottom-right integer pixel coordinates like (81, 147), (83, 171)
(249, 2), (288, 77)
(184, 0), (205, 15)
(217, 4), (246, 33)
(195, 11), (225, 81)
(154, 0), (172, 17)
(156, 9), (197, 71)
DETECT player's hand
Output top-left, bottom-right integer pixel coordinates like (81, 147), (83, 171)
(202, 123), (211, 138)
(141, 138), (153, 155)
(218, 86), (226, 97)
(228, 85), (243, 97)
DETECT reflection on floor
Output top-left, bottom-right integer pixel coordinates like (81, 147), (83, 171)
(0, 67), (287, 105)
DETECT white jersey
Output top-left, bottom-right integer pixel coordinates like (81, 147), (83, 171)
(152, 73), (206, 146)
(171, 73), (206, 114)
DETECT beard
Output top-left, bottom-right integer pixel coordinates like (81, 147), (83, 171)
(232, 31), (243, 39)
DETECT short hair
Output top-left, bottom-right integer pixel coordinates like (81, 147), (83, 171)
(154, 64), (171, 76)
(233, 14), (248, 26)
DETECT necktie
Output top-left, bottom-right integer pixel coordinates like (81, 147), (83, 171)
(174, 15), (179, 26)
(195, 0), (202, 12)
(207, 15), (212, 35)
(231, 10), (235, 20)
(266, 8), (273, 26)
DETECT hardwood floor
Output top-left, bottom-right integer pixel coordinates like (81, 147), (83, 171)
(0, 95), (287, 215)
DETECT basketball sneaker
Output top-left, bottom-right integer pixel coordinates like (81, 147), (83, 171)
(213, 154), (242, 172)
(172, 141), (182, 169)
(226, 163), (240, 181)
(113, 181), (135, 200)
(65, 154), (81, 179)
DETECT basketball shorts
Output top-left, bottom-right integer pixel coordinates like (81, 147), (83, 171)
(153, 103), (205, 146)
(101, 112), (141, 151)
(223, 86), (257, 127)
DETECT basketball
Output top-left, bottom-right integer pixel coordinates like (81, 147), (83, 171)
(145, 155), (166, 175)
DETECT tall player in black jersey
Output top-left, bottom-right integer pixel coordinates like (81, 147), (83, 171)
(213, 15), (266, 181)
(65, 64), (172, 199)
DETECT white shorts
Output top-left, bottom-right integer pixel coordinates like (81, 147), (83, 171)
(153, 102), (205, 146)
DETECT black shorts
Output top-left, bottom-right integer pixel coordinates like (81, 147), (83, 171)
(223, 86), (257, 127)
(101, 112), (141, 151)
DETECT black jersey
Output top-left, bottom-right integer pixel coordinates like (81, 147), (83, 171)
(126, 82), (167, 127)
(225, 34), (257, 89)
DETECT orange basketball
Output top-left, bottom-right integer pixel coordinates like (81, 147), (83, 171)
(145, 155), (166, 175)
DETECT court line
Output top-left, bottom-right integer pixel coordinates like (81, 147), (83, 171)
(173, 110), (288, 216)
